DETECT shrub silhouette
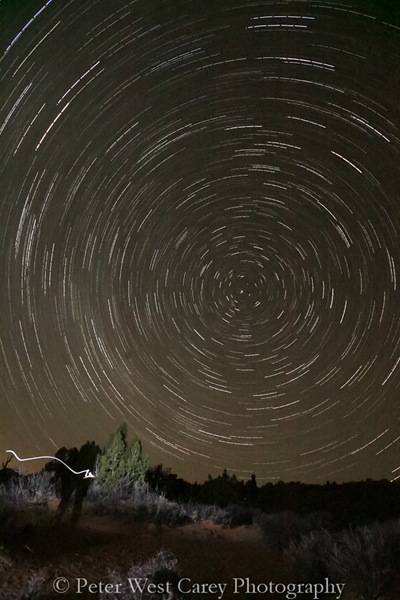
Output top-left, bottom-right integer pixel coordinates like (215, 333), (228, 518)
(284, 520), (400, 599)
(100, 550), (183, 600)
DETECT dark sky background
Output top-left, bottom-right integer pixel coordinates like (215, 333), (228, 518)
(1, 0), (400, 485)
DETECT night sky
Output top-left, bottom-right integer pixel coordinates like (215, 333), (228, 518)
(1, 0), (400, 485)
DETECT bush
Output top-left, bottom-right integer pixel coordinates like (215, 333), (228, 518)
(255, 510), (330, 551)
(223, 504), (253, 526)
(180, 501), (219, 523)
(0, 472), (55, 505)
(212, 507), (234, 527)
(100, 550), (186, 599)
(0, 567), (46, 600)
(149, 498), (191, 527)
(87, 478), (167, 519)
(284, 528), (334, 581)
(284, 520), (400, 600)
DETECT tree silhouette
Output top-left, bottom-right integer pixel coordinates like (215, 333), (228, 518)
(46, 441), (99, 527)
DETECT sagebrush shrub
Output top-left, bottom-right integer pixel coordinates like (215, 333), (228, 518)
(100, 550), (184, 600)
(284, 520), (400, 600)
(256, 510), (326, 551)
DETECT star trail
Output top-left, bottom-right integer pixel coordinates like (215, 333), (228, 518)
(1, 0), (400, 484)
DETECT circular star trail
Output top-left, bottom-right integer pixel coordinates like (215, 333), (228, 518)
(1, 0), (400, 484)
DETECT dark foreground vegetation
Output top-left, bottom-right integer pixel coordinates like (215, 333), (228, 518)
(1, 425), (400, 599)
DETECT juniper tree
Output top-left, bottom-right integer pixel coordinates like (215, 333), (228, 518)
(95, 423), (149, 495)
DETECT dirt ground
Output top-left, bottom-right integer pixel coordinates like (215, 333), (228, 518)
(0, 501), (290, 599)
(2, 501), (399, 600)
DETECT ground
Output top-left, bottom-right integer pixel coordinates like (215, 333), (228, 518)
(1, 500), (399, 600)
(0, 500), (289, 599)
